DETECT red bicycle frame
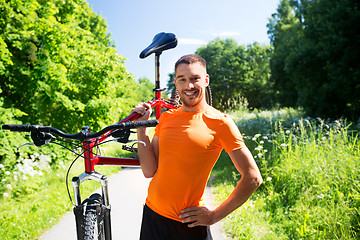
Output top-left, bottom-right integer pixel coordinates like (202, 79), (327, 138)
(82, 53), (178, 173)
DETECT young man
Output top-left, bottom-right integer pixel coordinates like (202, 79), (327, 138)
(131, 54), (262, 240)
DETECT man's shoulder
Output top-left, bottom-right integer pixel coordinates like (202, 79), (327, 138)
(203, 106), (229, 121)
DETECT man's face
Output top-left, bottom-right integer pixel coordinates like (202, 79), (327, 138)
(175, 63), (209, 111)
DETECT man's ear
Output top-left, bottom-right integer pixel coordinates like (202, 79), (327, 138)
(174, 77), (178, 86)
(205, 74), (210, 87)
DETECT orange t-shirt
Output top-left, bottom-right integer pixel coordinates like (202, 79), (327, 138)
(145, 106), (245, 221)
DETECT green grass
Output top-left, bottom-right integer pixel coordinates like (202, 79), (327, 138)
(210, 109), (360, 239)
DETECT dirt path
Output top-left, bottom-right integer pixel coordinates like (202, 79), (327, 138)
(40, 168), (227, 240)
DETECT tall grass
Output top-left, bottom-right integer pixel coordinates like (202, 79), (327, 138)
(210, 108), (360, 239)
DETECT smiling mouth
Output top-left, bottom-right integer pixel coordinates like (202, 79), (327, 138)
(184, 90), (198, 96)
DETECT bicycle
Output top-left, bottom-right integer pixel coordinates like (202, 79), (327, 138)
(2, 32), (212, 240)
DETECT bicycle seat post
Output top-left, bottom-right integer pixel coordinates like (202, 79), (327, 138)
(155, 53), (161, 91)
(154, 53), (162, 119)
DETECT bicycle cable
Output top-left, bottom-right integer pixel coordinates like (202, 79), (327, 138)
(66, 153), (82, 206)
(50, 133), (132, 206)
(64, 138), (118, 206)
(51, 141), (84, 158)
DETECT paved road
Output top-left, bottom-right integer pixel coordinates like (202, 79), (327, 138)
(40, 168), (227, 240)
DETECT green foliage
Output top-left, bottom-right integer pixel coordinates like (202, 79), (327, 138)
(0, 0), (149, 133)
(210, 109), (360, 239)
(0, 1), (155, 228)
(167, 72), (176, 96)
(0, 0), (156, 194)
(268, 0), (360, 120)
(136, 77), (156, 102)
(0, 100), (70, 198)
(244, 43), (274, 109)
(0, 95), (68, 168)
(263, 119), (360, 239)
(195, 39), (274, 111)
(0, 98), (28, 167)
(267, 0), (301, 107)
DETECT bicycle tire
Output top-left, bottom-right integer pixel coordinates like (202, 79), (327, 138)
(170, 85), (212, 106)
(82, 193), (105, 240)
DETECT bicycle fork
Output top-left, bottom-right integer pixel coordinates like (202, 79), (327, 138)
(72, 171), (112, 240)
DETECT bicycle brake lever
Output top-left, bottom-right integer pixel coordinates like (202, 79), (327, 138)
(17, 142), (35, 151)
(31, 131), (56, 147)
(127, 139), (146, 146)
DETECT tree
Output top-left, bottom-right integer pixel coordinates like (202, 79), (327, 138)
(296, 0), (360, 119)
(134, 77), (155, 102)
(267, 0), (302, 107)
(0, 0), (149, 132)
(195, 39), (247, 110)
(195, 39), (273, 111)
(244, 42), (274, 109)
(167, 72), (176, 96)
(267, 0), (360, 119)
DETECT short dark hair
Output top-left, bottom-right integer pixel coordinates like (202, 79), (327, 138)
(175, 54), (206, 72)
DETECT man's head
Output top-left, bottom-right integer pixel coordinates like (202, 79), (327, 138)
(174, 54), (209, 112)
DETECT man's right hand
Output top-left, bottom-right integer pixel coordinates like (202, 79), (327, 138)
(130, 102), (159, 178)
(130, 102), (152, 121)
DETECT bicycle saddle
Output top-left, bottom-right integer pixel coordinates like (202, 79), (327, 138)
(139, 32), (178, 58)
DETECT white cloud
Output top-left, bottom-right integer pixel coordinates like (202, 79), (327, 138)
(178, 38), (207, 45)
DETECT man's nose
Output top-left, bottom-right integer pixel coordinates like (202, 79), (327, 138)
(187, 81), (195, 89)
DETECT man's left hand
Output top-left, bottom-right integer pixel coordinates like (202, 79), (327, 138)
(179, 206), (215, 227)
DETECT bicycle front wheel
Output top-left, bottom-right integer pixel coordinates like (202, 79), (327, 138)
(82, 193), (105, 240)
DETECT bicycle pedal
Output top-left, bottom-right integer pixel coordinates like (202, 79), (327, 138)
(122, 145), (138, 153)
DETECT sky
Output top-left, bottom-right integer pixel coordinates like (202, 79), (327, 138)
(86, 0), (280, 87)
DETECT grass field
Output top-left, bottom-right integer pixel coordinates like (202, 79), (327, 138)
(210, 109), (360, 239)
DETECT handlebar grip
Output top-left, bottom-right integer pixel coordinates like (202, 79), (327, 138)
(123, 120), (159, 129)
(2, 124), (35, 132)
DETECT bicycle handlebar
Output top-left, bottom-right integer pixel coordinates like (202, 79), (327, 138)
(2, 119), (158, 141)
(2, 124), (35, 132)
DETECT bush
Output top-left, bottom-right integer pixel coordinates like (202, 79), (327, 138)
(0, 100), (70, 197)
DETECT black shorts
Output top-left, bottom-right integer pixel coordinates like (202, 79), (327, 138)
(140, 204), (213, 240)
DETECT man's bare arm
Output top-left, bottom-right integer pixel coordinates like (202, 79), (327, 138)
(179, 147), (262, 227)
(137, 131), (158, 178)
